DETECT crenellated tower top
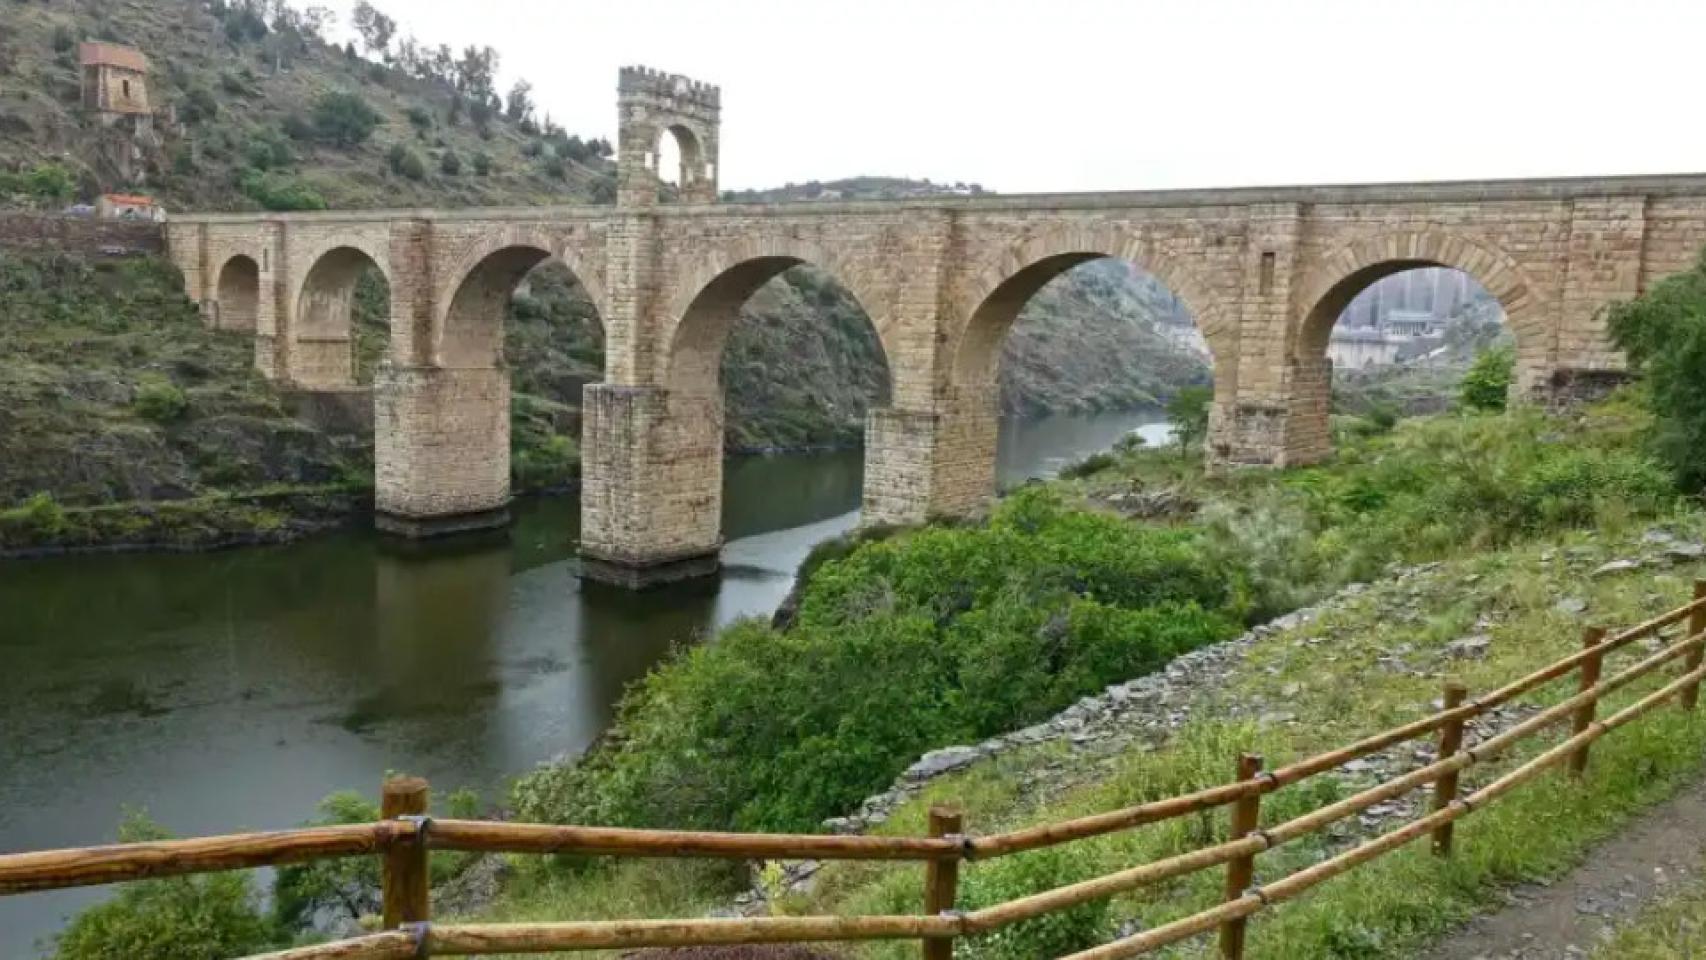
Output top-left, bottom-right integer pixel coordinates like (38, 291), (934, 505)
(617, 66), (720, 207)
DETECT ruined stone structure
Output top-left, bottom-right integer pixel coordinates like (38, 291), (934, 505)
(165, 67), (1706, 586)
(79, 43), (151, 123)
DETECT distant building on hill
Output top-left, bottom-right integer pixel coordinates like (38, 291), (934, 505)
(96, 193), (165, 222)
(79, 43), (152, 126)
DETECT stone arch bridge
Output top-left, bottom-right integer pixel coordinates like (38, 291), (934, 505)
(166, 67), (1706, 586)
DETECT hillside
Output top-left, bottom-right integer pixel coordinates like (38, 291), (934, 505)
(0, 0), (615, 209)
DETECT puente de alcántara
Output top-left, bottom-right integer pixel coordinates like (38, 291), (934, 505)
(165, 66), (1706, 586)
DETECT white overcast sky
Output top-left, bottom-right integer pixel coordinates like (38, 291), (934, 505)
(316, 0), (1706, 194)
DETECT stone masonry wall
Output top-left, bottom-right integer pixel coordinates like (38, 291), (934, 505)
(0, 214), (161, 255)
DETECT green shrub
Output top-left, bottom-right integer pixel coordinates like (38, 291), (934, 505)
(387, 144), (426, 181)
(1608, 249), (1706, 492)
(438, 150), (461, 176)
(53, 814), (281, 960)
(134, 376), (189, 423)
(1459, 345), (1514, 411)
(472, 152), (493, 176)
(405, 105), (432, 132)
(238, 171), (326, 211)
(957, 848), (1110, 960)
(309, 91), (382, 147)
(515, 487), (1239, 833)
(511, 433), (579, 491)
(1060, 451), (1116, 479)
(12, 491), (68, 538)
(1167, 384), (1213, 449)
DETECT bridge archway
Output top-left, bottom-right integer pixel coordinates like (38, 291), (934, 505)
(294, 246), (391, 388)
(397, 241), (607, 521)
(213, 254), (259, 333)
(1290, 230), (1541, 462)
(660, 250), (892, 539)
(939, 228), (1226, 514)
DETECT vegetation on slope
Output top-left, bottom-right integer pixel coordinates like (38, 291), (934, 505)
(0, 0), (614, 210)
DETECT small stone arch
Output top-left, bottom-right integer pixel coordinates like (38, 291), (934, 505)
(660, 237), (894, 396)
(213, 253), (259, 332)
(434, 226), (609, 369)
(295, 245), (391, 336)
(953, 224), (1232, 392)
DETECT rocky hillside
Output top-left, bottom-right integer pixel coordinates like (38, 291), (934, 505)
(0, 0), (614, 209)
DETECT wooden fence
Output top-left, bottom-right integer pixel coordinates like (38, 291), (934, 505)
(4, 582), (1705, 960)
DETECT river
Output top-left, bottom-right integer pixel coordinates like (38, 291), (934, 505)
(0, 409), (1170, 955)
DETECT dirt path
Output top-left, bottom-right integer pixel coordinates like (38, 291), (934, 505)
(1417, 776), (1706, 959)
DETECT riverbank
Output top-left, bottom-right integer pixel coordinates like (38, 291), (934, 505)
(461, 396), (1695, 958)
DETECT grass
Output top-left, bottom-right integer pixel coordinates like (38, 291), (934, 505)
(467, 508), (1706, 954)
(1593, 861), (1706, 958)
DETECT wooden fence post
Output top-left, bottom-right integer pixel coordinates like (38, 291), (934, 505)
(1218, 754), (1264, 960)
(381, 776), (430, 929)
(922, 805), (962, 960)
(1570, 627), (1607, 778)
(1683, 580), (1706, 711)
(1431, 680), (1469, 857)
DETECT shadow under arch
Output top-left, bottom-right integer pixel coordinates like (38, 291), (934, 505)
(213, 253), (259, 332)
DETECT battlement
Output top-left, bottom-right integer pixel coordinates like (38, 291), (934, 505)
(618, 66), (720, 111)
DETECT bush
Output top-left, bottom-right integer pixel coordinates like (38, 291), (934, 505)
(472, 152), (492, 176)
(405, 105), (432, 133)
(238, 171), (326, 211)
(511, 433), (579, 491)
(309, 91), (382, 147)
(387, 143), (426, 181)
(514, 487), (1239, 833)
(1060, 451), (1116, 479)
(958, 847), (1110, 959)
(134, 376), (189, 423)
(1459, 345), (1514, 411)
(1608, 249), (1706, 492)
(14, 491), (67, 538)
(542, 153), (567, 179)
(53, 814), (281, 960)
(1167, 384), (1213, 449)
(438, 150), (461, 176)
(179, 85), (219, 125)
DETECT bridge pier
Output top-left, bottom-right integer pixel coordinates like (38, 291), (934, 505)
(374, 366), (512, 538)
(863, 388), (1000, 526)
(578, 384), (724, 588)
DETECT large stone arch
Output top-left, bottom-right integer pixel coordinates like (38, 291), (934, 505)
(1294, 228), (1544, 361)
(659, 236), (895, 395)
(212, 253), (259, 332)
(1283, 228), (1548, 463)
(434, 225), (609, 370)
(952, 224), (1234, 394)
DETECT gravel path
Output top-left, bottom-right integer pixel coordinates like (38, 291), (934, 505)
(1416, 775), (1706, 959)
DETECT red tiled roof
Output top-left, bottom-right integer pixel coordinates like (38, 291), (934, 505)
(79, 42), (149, 73)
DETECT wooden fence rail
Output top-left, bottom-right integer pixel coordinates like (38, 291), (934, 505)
(4, 581), (1705, 960)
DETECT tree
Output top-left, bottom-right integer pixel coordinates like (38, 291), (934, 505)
(1458, 345), (1514, 412)
(311, 91), (382, 147)
(439, 150), (461, 176)
(350, 1), (396, 58)
(1608, 250), (1706, 492)
(455, 45), (499, 103)
(53, 814), (281, 960)
(505, 79), (534, 123)
(1166, 385), (1213, 450)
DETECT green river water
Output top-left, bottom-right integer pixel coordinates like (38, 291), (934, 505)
(0, 411), (1170, 955)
